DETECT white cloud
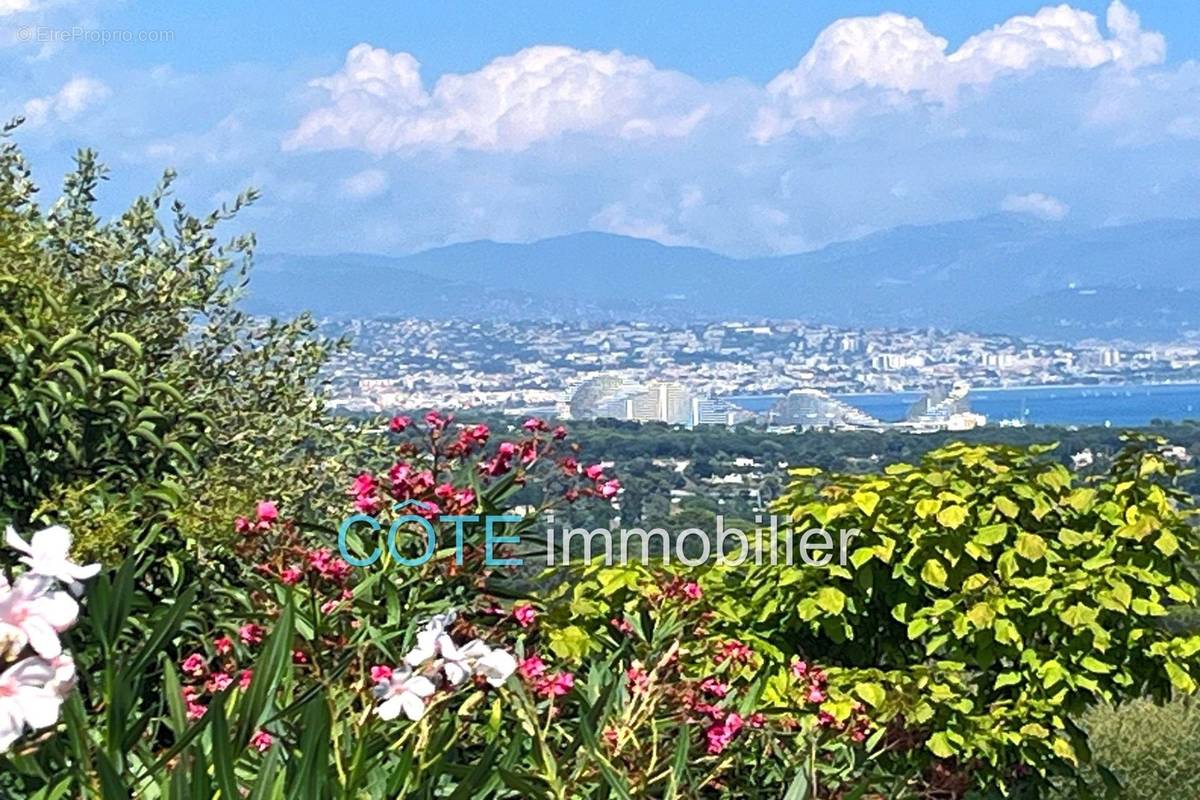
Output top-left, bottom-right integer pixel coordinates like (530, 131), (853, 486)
(22, 75), (109, 126)
(340, 168), (388, 199)
(755, 0), (1165, 139)
(1001, 192), (1070, 220)
(284, 44), (710, 153)
(0, 0), (34, 14)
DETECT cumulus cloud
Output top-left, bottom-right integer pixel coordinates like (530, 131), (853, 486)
(1001, 192), (1070, 220)
(284, 44), (710, 153)
(0, 0), (35, 14)
(22, 76), (110, 126)
(10, 1), (1190, 257)
(755, 0), (1165, 138)
(340, 168), (389, 199)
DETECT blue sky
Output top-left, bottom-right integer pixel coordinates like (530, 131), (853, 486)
(2, 0), (1199, 256)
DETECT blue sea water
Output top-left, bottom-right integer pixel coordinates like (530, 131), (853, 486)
(726, 383), (1200, 427)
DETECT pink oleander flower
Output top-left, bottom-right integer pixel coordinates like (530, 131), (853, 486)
(307, 548), (353, 582)
(452, 488), (476, 510)
(699, 678), (729, 698)
(599, 479), (621, 499)
(705, 712), (744, 755)
(518, 655), (546, 681)
(238, 669), (253, 690)
(350, 473), (377, 497)
(536, 671), (574, 698)
(681, 581), (702, 601)
(424, 410), (450, 430)
(513, 604), (537, 628)
(250, 730), (273, 752)
(552, 425), (568, 440)
(411, 470), (435, 492)
(626, 664), (649, 692)
(186, 700), (207, 721)
(234, 516), (252, 534)
(523, 417), (548, 432)
(206, 672), (233, 693)
(807, 687), (826, 704)
(610, 617), (633, 634)
(370, 665), (394, 683)
(239, 624), (265, 646)
(584, 464), (605, 480)
(715, 640), (753, 664)
(214, 635), (233, 656)
(180, 653), (207, 677)
(255, 501), (278, 524)
(790, 660), (808, 679)
(389, 415), (412, 433)
(278, 566), (303, 585)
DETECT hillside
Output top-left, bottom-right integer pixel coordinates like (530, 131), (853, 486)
(249, 215), (1200, 340)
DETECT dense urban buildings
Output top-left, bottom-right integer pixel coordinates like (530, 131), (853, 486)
(322, 319), (1200, 429)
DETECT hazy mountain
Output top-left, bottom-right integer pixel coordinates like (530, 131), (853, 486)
(249, 215), (1200, 340)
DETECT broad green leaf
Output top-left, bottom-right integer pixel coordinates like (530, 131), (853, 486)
(937, 505), (967, 528)
(921, 559), (948, 589)
(1015, 532), (1047, 561)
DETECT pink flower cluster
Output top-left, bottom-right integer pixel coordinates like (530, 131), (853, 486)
(685, 688), (767, 755)
(660, 577), (703, 603)
(793, 659), (872, 742)
(178, 637), (258, 722)
(377, 412), (618, 517)
(516, 653), (575, 698)
(714, 639), (754, 665)
(513, 603), (537, 628)
(234, 500), (278, 535)
(234, 501), (358, 616)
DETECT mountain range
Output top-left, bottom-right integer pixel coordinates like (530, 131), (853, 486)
(248, 214), (1200, 341)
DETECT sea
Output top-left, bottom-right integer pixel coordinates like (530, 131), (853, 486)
(725, 383), (1200, 427)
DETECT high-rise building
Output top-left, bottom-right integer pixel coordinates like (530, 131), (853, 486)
(691, 398), (735, 427)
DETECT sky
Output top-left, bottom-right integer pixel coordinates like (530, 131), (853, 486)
(2, 0), (1199, 257)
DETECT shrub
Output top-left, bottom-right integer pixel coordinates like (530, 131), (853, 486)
(744, 437), (1200, 796)
(0, 126), (360, 560)
(1067, 699), (1200, 799)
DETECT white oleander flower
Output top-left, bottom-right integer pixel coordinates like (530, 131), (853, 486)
(0, 657), (62, 753)
(403, 609), (457, 666)
(5, 526), (100, 595)
(438, 636), (495, 686)
(474, 646), (517, 687)
(0, 574), (78, 660)
(374, 666), (437, 721)
(46, 654), (76, 699)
